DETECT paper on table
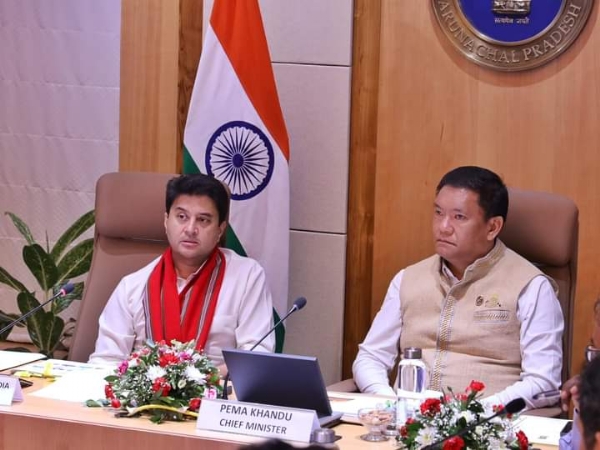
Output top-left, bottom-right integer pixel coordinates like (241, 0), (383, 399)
(15, 358), (112, 377)
(514, 415), (570, 446)
(0, 350), (47, 371)
(330, 389), (442, 421)
(30, 367), (113, 403)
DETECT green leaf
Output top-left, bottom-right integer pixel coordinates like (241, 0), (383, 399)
(85, 399), (104, 408)
(56, 239), (93, 281)
(23, 244), (59, 292)
(5, 212), (36, 245)
(17, 291), (64, 355)
(0, 310), (24, 340)
(51, 282), (84, 315)
(50, 210), (95, 262)
(0, 267), (28, 292)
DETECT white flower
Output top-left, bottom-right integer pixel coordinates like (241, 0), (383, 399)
(185, 366), (207, 384)
(145, 365), (166, 381)
(458, 410), (475, 424)
(415, 426), (437, 446)
(128, 359), (138, 368)
(487, 437), (509, 450)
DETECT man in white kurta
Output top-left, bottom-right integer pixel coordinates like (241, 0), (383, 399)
(89, 174), (275, 369)
(89, 247), (274, 367)
(352, 166), (563, 410)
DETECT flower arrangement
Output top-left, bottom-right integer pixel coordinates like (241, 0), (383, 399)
(92, 340), (221, 423)
(397, 381), (529, 450)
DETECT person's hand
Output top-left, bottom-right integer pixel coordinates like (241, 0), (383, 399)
(560, 374), (581, 411)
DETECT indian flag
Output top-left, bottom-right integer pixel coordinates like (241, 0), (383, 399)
(183, 0), (290, 323)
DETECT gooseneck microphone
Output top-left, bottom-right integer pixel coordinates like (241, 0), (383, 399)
(221, 297), (308, 400)
(0, 283), (75, 336)
(421, 397), (526, 450)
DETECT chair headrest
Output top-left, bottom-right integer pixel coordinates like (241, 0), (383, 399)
(95, 172), (176, 241)
(499, 188), (578, 267)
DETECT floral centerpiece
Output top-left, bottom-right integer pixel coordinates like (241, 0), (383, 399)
(88, 340), (221, 423)
(397, 381), (529, 450)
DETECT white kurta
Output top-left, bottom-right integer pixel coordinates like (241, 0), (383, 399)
(89, 248), (275, 367)
(352, 269), (564, 410)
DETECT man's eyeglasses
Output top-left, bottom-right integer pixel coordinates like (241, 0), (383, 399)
(585, 345), (600, 362)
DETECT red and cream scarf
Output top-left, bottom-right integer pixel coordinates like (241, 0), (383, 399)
(143, 247), (226, 352)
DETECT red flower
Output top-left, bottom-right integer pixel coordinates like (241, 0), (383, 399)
(400, 425), (408, 437)
(110, 398), (121, 408)
(420, 398), (442, 416)
(104, 384), (114, 399)
(468, 380), (485, 393)
(152, 377), (171, 396)
(443, 436), (465, 450)
(516, 430), (528, 450)
(189, 398), (201, 411)
(158, 353), (179, 367)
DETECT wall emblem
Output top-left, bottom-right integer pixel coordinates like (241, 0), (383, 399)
(432, 0), (593, 71)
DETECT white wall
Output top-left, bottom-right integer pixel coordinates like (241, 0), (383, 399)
(204, 0), (353, 385)
(0, 0), (121, 340)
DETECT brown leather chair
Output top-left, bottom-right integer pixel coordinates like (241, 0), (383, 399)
(68, 172), (175, 362)
(330, 187), (579, 417)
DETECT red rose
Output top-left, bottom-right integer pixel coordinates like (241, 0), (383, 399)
(400, 426), (408, 437)
(516, 430), (529, 450)
(443, 436), (465, 450)
(110, 398), (121, 408)
(468, 380), (485, 393)
(406, 417), (415, 425)
(420, 398), (442, 416)
(152, 377), (171, 396)
(104, 384), (114, 399)
(189, 398), (201, 411)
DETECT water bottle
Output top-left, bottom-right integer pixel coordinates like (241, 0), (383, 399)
(396, 347), (428, 424)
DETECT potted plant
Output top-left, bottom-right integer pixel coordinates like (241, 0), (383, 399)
(0, 210), (94, 357)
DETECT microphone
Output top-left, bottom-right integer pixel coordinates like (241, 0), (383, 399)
(221, 297), (307, 400)
(0, 283), (75, 336)
(421, 397), (526, 450)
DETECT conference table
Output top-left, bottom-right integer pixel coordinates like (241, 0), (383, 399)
(0, 379), (559, 450)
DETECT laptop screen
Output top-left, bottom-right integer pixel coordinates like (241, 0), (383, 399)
(222, 349), (333, 417)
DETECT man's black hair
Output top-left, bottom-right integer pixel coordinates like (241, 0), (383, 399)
(165, 174), (229, 224)
(436, 166), (508, 222)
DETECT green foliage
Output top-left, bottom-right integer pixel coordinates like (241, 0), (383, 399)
(0, 210), (95, 356)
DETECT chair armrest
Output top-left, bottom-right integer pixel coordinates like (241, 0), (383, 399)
(522, 405), (563, 418)
(327, 378), (359, 393)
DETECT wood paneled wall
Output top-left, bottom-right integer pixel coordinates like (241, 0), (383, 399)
(344, 1), (600, 380)
(119, 0), (202, 173)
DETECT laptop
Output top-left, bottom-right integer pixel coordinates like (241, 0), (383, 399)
(222, 349), (343, 427)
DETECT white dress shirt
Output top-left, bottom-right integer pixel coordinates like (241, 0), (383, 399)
(89, 248), (275, 367)
(352, 268), (564, 410)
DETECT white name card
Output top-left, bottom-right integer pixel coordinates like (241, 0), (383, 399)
(0, 375), (24, 406)
(197, 398), (319, 443)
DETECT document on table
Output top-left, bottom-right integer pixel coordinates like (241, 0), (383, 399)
(514, 415), (570, 446)
(15, 358), (110, 377)
(30, 365), (114, 403)
(0, 350), (47, 371)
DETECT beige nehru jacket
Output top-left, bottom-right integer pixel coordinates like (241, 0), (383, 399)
(399, 240), (557, 395)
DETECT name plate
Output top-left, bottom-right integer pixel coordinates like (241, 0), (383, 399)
(0, 375), (24, 406)
(197, 398), (319, 443)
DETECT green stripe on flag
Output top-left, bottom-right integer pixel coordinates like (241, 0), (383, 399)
(182, 145), (284, 351)
(183, 145), (201, 174)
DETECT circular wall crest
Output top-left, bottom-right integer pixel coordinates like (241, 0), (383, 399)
(205, 121), (275, 201)
(432, 0), (594, 71)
